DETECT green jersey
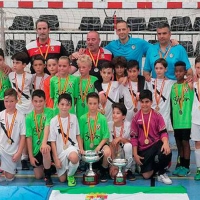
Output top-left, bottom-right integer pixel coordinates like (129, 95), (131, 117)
(26, 107), (53, 156)
(50, 75), (78, 115)
(0, 70), (11, 100)
(76, 75), (97, 121)
(79, 112), (110, 151)
(170, 82), (194, 129)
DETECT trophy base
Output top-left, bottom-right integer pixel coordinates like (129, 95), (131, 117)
(114, 175), (126, 185)
(83, 173), (99, 185)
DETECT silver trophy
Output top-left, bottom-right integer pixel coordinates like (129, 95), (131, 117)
(82, 150), (103, 185)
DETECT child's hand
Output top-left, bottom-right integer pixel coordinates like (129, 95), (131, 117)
(55, 159), (62, 169)
(144, 74), (151, 82)
(79, 149), (85, 155)
(134, 154), (144, 166)
(12, 152), (21, 162)
(112, 137), (121, 147)
(40, 144), (51, 154)
(30, 156), (39, 167)
(161, 142), (171, 155)
(95, 146), (101, 153)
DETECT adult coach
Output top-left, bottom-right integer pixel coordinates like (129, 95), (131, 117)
(24, 19), (69, 74)
(143, 23), (193, 80)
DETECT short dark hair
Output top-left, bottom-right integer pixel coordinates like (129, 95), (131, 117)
(112, 103), (127, 116)
(139, 90), (152, 101)
(86, 92), (99, 103)
(11, 52), (29, 65)
(175, 61), (186, 71)
(157, 23), (171, 31)
(100, 61), (114, 71)
(4, 88), (17, 99)
(154, 58), (168, 68)
(32, 89), (46, 100)
(195, 56), (200, 64)
(32, 55), (46, 66)
(0, 48), (5, 59)
(111, 56), (127, 68)
(116, 20), (128, 28)
(46, 57), (58, 64)
(59, 56), (70, 64)
(36, 19), (50, 29)
(58, 93), (72, 104)
(127, 60), (139, 70)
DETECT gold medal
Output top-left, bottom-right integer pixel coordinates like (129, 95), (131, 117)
(7, 138), (12, 144)
(94, 68), (99, 72)
(90, 143), (94, 148)
(101, 109), (105, 115)
(18, 99), (22, 104)
(155, 106), (160, 112)
(133, 107), (138, 113)
(144, 139), (149, 145)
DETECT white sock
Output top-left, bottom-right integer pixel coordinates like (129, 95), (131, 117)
(5, 177), (14, 182)
(123, 143), (133, 170)
(21, 154), (28, 161)
(68, 161), (79, 176)
(195, 148), (200, 168)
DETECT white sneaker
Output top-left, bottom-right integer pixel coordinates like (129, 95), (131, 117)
(157, 173), (172, 185)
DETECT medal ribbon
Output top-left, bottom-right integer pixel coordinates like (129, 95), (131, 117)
(34, 111), (44, 141)
(88, 49), (100, 69)
(80, 76), (91, 103)
(128, 80), (138, 109)
(58, 114), (70, 145)
(37, 38), (50, 60)
(154, 78), (165, 107)
(34, 74), (44, 90)
(197, 79), (200, 103)
(159, 46), (171, 59)
(58, 76), (69, 95)
(174, 83), (185, 111)
(5, 110), (17, 139)
(15, 72), (26, 102)
(113, 122), (124, 139)
(102, 81), (112, 110)
(141, 110), (152, 140)
(88, 113), (98, 143)
(0, 71), (5, 90)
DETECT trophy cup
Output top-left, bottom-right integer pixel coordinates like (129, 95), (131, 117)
(82, 150), (103, 185)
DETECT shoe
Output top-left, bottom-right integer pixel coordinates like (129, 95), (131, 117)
(99, 171), (108, 183)
(67, 176), (76, 187)
(135, 164), (141, 174)
(0, 176), (6, 182)
(194, 169), (200, 181)
(158, 173), (172, 185)
(172, 166), (181, 176)
(126, 170), (136, 181)
(178, 167), (190, 177)
(45, 177), (53, 187)
(50, 163), (57, 175)
(21, 160), (29, 170)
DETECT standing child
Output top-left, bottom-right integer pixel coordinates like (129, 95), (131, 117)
(79, 92), (111, 182)
(170, 61), (194, 177)
(32, 55), (49, 91)
(44, 57), (58, 108)
(76, 55), (97, 121)
(26, 90), (53, 187)
(131, 89), (172, 185)
(50, 56), (78, 115)
(0, 89), (25, 182)
(147, 58), (175, 130)
(9, 52), (33, 170)
(48, 93), (82, 186)
(108, 103), (135, 181)
(120, 60), (146, 122)
(0, 48), (11, 111)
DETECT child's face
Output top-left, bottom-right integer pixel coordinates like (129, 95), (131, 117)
(115, 65), (125, 77)
(4, 95), (17, 112)
(12, 60), (26, 73)
(58, 59), (70, 77)
(112, 107), (125, 124)
(58, 98), (71, 113)
(78, 62), (91, 77)
(32, 96), (45, 112)
(140, 98), (152, 113)
(175, 66), (186, 82)
(87, 97), (99, 112)
(100, 68), (113, 83)
(155, 63), (167, 78)
(0, 56), (5, 69)
(195, 62), (200, 77)
(33, 60), (45, 75)
(47, 59), (58, 76)
(127, 67), (139, 81)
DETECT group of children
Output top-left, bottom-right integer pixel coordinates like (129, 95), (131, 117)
(0, 46), (199, 188)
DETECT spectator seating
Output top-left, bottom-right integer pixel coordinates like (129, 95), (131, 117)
(193, 17), (200, 31)
(76, 40), (87, 51)
(79, 17), (101, 31)
(147, 17), (168, 31)
(127, 17), (146, 31)
(9, 16), (34, 30)
(5, 39), (26, 56)
(100, 41), (111, 47)
(60, 40), (74, 55)
(171, 16), (193, 31)
(148, 40), (158, 44)
(102, 17), (123, 31)
(195, 41), (200, 57)
(39, 15), (59, 30)
(179, 41), (194, 57)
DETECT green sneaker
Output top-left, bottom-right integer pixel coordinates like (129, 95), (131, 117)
(172, 166), (181, 176)
(178, 167), (190, 177)
(67, 175), (76, 187)
(194, 169), (200, 181)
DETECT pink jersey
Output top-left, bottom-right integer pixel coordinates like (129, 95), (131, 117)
(130, 109), (168, 151)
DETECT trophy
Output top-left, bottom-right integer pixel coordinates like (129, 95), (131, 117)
(82, 150), (103, 185)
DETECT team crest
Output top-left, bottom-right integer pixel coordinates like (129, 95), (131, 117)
(101, 53), (105, 59)
(169, 53), (173, 58)
(69, 83), (73, 88)
(51, 46), (54, 51)
(132, 45), (136, 50)
(96, 124), (100, 130)
(89, 84), (93, 89)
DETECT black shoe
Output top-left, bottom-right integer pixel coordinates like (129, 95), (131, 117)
(21, 160), (29, 170)
(45, 177), (53, 187)
(126, 170), (136, 181)
(50, 163), (57, 175)
(99, 171), (108, 182)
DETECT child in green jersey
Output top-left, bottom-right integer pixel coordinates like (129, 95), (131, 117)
(50, 56), (78, 115)
(79, 92), (111, 182)
(26, 89), (53, 187)
(0, 48), (11, 111)
(170, 61), (194, 177)
(76, 55), (97, 121)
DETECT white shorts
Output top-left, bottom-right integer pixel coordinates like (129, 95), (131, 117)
(57, 146), (78, 177)
(191, 123), (200, 141)
(0, 149), (17, 175)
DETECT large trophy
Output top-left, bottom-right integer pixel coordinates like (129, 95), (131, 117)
(82, 150), (103, 185)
